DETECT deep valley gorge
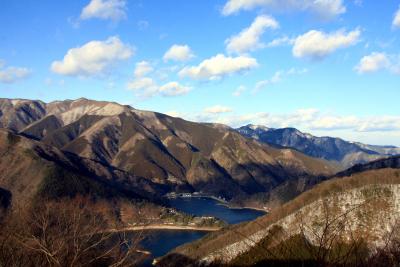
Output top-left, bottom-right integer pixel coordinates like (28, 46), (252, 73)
(1, 98), (400, 266)
(2, 1), (400, 266)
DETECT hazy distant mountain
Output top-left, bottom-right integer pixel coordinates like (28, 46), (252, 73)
(0, 98), (337, 207)
(335, 154), (400, 177)
(237, 124), (400, 168)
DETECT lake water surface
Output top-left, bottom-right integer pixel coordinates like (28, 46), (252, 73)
(167, 197), (266, 224)
(139, 197), (266, 266)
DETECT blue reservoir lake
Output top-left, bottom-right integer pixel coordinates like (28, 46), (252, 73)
(139, 197), (266, 266)
(167, 197), (266, 224)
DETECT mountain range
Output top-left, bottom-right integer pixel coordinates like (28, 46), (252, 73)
(237, 124), (400, 169)
(0, 98), (337, 210)
(2, 98), (400, 266)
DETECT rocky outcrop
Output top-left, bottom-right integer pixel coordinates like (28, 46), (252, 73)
(201, 184), (400, 264)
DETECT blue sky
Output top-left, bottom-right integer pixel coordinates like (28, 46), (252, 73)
(0, 0), (400, 145)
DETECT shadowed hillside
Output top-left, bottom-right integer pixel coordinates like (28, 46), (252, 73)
(158, 162), (400, 266)
(0, 98), (338, 208)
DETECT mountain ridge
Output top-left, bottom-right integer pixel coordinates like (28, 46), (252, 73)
(0, 98), (337, 209)
(158, 157), (400, 266)
(237, 124), (400, 168)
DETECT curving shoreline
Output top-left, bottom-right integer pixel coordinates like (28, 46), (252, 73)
(107, 224), (222, 233)
(166, 194), (269, 213)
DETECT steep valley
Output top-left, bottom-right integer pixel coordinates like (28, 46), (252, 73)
(0, 98), (338, 208)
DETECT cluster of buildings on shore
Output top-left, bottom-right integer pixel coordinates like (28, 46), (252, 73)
(164, 192), (226, 201)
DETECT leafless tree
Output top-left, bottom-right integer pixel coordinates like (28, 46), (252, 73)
(0, 197), (147, 267)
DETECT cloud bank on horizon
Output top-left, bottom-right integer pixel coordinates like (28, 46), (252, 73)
(0, 0), (399, 146)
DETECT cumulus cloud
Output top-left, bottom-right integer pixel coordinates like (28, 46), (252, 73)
(292, 28), (360, 60)
(127, 77), (190, 98)
(311, 115), (359, 130)
(222, 0), (346, 20)
(358, 116), (400, 132)
(355, 52), (400, 75)
(0, 61), (31, 83)
(393, 6), (400, 28)
(185, 108), (400, 134)
(163, 44), (194, 62)
(134, 61), (153, 77)
(159, 82), (191, 96)
(51, 36), (133, 77)
(178, 54), (258, 80)
(204, 105), (233, 114)
(355, 52), (389, 73)
(127, 77), (157, 91)
(225, 15), (279, 54)
(80, 0), (126, 21)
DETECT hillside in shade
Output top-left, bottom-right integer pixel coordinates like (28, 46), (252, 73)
(158, 158), (400, 266)
(0, 98), (338, 208)
(0, 127), (165, 207)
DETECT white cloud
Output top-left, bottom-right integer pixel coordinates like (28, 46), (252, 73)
(127, 77), (190, 98)
(159, 81), (191, 96)
(134, 61), (153, 77)
(179, 54), (258, 80)
(254, 71), (282, 92)
(51, 36), (133, 77)
(186, 108), (400, 133)
(292, 29), (361, 60)
(253, 68), (308, 92)
(266, 36), (294, 48)
(233, 85), (246, 97)
(204, 105), (233, 114)
(165, 109), (400, 145)
(222, 0), (346, 20)
(0, 61), (31, 84)
(310, 115), (359, 130)
(165, 110), (181, 117)
(355, 52), (390, 74)
(357, 116), (400, 132)
(393, 7), (400, 28)
(355, 52), (400, 75)
(225, 15), (279, 54)
(80, 0), (126, 21)
(163, 44), (194, 62)
(127, 77), (157, 91)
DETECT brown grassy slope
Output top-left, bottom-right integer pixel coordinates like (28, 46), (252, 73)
(165, 168), (400, 261)
(0, 128), (164, 207)
(1, 98), (338, 202)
